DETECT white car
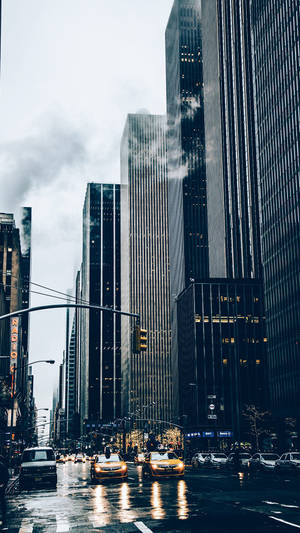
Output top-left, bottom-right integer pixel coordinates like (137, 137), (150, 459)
(226, 452), (252, 468)
(19, 447), (57, 489)
(249, 453), (279, 471)
(191, 452), (210, 468)
(205, 453), (228, 466)
(75, 453), (86, 463)
(275, 452), (300, 474)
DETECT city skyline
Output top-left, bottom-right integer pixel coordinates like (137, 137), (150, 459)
(0, 0), (174, 412)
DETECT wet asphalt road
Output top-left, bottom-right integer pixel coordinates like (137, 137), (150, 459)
(2, 462), (300, 532)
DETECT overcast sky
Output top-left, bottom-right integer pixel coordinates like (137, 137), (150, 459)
(0, 0), (174, 429)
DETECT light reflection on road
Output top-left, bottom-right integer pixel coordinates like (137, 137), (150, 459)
(92, 484), (110, 527)
(177, 479), (189, 519)
(118, 482), (137, 523)
(150, 481), (166, 520)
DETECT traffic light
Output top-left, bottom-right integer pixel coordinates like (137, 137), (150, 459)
(133, 325), (148, 353)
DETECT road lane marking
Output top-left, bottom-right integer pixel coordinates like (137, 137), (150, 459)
(269, 516), (300, 529)
(19, 519), (33, 533)
(281, 504), (300, 509)
(134, 521), (153, 533)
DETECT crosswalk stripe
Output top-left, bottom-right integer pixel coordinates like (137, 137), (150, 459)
(134, 521), (153, 533)
(19, 519), (33, 533)
(56, 519), (70, 532)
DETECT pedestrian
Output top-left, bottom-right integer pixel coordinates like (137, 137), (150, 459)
(0, 455), (9, 525)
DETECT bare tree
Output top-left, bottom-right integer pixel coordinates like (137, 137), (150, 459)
(242, 405), (271, 451)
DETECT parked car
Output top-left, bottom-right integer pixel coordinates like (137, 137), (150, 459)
(249, 453), (279, 471)
(56, 454), (66, 464)
(191, 452), (210, 468)
(204, 453), (228, 467)
(19, 447), (57, 489)
(275, 452), (300, 474)
(226, 452), (252, 469)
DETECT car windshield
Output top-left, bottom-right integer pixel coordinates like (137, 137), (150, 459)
(22, 449), (55, 462)
(96, 454), (121, 463)
(150, 452), (178, 461)
(291, 453), (300, 460)
(213, 454), (227, 458)
(261, 454), (279, 460)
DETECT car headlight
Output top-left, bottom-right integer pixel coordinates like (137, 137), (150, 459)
(152, 464), (158, 470)
(95, 466), (102, 472)
(121, 465), (127, 471)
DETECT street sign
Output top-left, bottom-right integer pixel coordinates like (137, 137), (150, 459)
(209, 404), (215, 410)
(217, 431), (233, 437)
(203, 431), (214, 437)
(208, 414), (217, 420)
(207, 394), (216, 399)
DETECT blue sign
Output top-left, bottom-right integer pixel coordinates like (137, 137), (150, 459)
(203, 431), (214, 438)
(217, 431), (233, 438)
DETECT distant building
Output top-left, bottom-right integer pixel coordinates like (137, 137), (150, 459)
(251, 0), (300, 418)
(0, 213), (24, 387)
(177, 280), (266, 440)
(120, 113), (172, 425)
(65, 312), (76, 436)
(80, 183), (121, 430)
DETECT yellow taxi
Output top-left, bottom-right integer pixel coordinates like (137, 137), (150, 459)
(56, 454), (66, 464)
(142, 450), (184, 478)
(91, 453), (128, 482)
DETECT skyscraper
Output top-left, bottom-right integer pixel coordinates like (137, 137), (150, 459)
(202, 0), (262, 279)
(251, 0), (300, 418)
(80, 183), (121, 429)
(165, 0), (266, 427)
(166, 0), (209, 297)
(120, 113), (172, 424)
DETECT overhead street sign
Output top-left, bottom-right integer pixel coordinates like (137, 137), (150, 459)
(208, 414), (217, 420)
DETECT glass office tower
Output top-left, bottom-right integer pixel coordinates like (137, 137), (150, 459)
(251, 0), (300, 417)
(80, 183), (121, 428)
(120, 113), (172, 425)
(166, 0), (209, 295)
(177, 280), (266, 441)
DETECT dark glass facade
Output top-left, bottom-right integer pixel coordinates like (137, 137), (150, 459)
(80, 183), (121, 426)
(166, 0), (209, 296)
(251, 0), (300, 416)
(20, 207), (32, 361)
(177, 280), (266, 440)
(120, 114), (172, 424)
(214, 0), (262, 279)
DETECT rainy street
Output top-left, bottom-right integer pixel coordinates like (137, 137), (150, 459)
(3, 463), (300, 532)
